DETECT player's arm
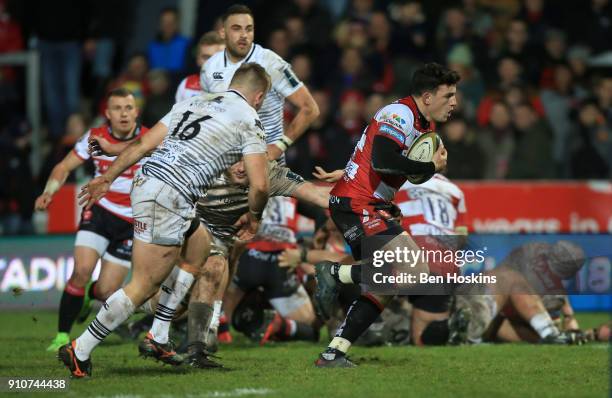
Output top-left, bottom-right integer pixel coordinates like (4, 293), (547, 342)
(279, 247), (346, 268)
(291, 182), (330, 209)
(371, 134), (446, 175)
(34, 151), (85, 210)
(235, 153), (269, 240)
(269, 86), (319, 158)
(79, 121), (168, 208)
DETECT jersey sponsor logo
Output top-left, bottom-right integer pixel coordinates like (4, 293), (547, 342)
(82, 209), (93, 221)
(212, 72), (224, 80)
(380, 112), (407, 130)
(255, 119), (264, 131)
(379, 124), (405, 143)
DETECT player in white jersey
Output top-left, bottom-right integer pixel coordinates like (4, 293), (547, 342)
(175, 31), (225, 103)
(57, 63), (271, 378)
(35, 88), (147, 353)
(200, 4), (319, 161)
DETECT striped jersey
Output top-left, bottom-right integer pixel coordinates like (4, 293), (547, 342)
(141, 90), (267, 203)
(200, 44), (303, 146)
(248, 196), (299, 252)
(197, 161), (305, 243)
(395, 174), (467, 236)
(73, 125), (149, 221)
(175, 74), (202, 103)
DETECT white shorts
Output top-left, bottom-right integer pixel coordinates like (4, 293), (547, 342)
(130, 173), (195, 246)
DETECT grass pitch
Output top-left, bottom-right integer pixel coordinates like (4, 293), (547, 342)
(0, 311), (608, 398)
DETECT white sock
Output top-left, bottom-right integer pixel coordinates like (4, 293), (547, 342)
(327, 336), (351, 354)
(338, 265), (354, 284)
(149, 267), (195, 344)
(287, 319), (297, 336)
(209, 300), (222, 333)
(75, 289), (135, 361)
(529, 312), (559, 338)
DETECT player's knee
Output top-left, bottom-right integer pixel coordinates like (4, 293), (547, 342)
(93, 283), (120, 301)
(68, 267), (93, 287)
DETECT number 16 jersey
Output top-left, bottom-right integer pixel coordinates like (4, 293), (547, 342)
(141, 90), (267, 203)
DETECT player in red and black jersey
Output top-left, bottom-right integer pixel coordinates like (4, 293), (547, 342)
(314, 63), (460, 367)
(35, 88), (148, 353)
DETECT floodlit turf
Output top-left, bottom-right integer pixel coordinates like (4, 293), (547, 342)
(0, 311), (608, 398)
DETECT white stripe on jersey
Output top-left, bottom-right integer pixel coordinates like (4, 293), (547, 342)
(200, 44), (303, 146)
(142, 90), (267, 203)
(73, 128), (143, 219)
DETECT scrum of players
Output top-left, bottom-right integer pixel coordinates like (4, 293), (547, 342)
(34, 4), (606, 378)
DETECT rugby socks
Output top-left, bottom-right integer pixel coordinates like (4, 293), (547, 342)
(324, 295), (383, 358)
(208, 300), (223, 336)
(421, 320), (450, 345)
(279, 318), (318, 342)
(529, 312), (559, 338)
(149, 266), (195, 344)
(187, 302), (213, 354)
(74, 288), (135, 361)
(331, 264), (362, 284)
(58, 282), (85, 333)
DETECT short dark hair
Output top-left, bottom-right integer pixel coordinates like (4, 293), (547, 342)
(222, 4), (254, 23)
(107, 87), (134, 101)
(411, 63), (460, 96)
(160, 7), (178, 17)
(230, 62), (271, 93)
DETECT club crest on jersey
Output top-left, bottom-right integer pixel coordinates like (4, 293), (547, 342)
(254, 119), (264, 131)
(212, 72), (224, 80)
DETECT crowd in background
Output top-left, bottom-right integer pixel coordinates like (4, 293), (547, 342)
(0, 0), (611, 234)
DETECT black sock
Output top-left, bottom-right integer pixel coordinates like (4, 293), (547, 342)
(58, 285), (85, 333)
(218, 316), (230, 333)
(335, 295), (383, 343)
(187, 302), (213, 354)
(293, 322), (318, 342)
(421, 319), (450, 345)
(88, 281), (98, 300)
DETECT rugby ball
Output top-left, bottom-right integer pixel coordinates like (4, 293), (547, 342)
(406, 132), (441, 184)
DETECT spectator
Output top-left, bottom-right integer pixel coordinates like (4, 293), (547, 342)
(570, 99), (611, 178)
(0, 116), (33, 234)
(541, 64), (577, 176)
(364, 92), (386, 120)
(566, 45), (591, 98)
(27, 0), (89, 138)
(267, 28), (291, 60)
(447, 44), (485, 116)
(329, 47), (373, 97)
(507, 102), (555, 179)
(147, 8), (191, 77)
(575, 0), (612, 54)
(497, 19), (540, 84)
(323, 90), (366, 170)
(479, 101), (515, 179)
(281, 0), (333, 50)
(461, 0), (494, 40)
(441, 117), (485, 179)
(497, 56), (525, 91)
(594, 76), (612, 124)
(516, 0), (562, 44)
(538, 29), (567, 89)
(287, 90), (333, 176)
(140, 69), (173, 128)
(291, 53), (313, 86)
(103, 53), (149, 113)
(0, 0), (24, 81)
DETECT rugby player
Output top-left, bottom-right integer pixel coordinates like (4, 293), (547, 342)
(57, 63), (271, 378)
(312, 63), (457, 367)
(200, 4), (319, 161)
(36, 88), (147, 352)
(175, 31), (225, 103)
(222, 195), (328, 345)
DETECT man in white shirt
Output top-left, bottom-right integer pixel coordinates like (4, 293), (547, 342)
(200, 4), (319, 161)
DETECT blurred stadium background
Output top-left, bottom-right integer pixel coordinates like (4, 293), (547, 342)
(0, 0), (611, 324)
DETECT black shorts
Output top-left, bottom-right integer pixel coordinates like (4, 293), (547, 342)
(329, 196), (404, 261)
(77, 204), (133, 264)
(233, 249), (299, 299)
